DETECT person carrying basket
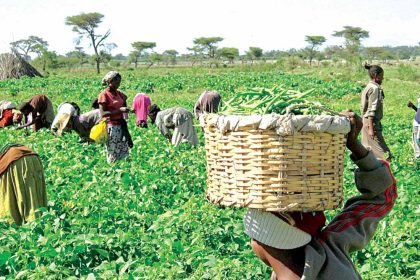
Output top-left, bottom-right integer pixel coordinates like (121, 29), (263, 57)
(245, 111), (397, 279)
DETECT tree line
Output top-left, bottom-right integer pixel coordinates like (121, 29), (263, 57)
(8, 12), (420, 74)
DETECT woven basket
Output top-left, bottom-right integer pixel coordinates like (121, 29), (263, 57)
(203, 113), (349, 212)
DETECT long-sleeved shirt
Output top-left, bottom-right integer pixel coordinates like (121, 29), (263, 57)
(155, 107), (199, 146)
(27, 94), (55, 125)
(304, 152), (397, 279)
(246, 151), (397, 279)
(360, 81), (384, 121)
(156, 108), (179, 138)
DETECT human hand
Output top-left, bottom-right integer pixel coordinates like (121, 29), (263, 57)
(340, 110), (362, 149)
(340, 110), (368, 159)
(407, 101), (414, 108)
(120, 107), (130, 113)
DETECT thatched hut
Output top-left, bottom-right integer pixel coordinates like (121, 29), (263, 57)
(0, 52), (42, 80)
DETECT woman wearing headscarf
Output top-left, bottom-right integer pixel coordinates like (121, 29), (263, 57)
(132, 93), (151, 128)
(17, 94), (55, 132)
(150, 106), (199, 147)
(98, 71), (133, 163)
(0, 100), (22, 128)
(54, 107), (102, 143)
(0, 144), (47, 226)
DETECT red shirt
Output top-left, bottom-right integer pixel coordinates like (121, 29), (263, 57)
(98, 89), (127, 123)
(0, 109), (13, 128)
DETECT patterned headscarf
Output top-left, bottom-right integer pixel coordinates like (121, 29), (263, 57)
(101, 71), (121, 86)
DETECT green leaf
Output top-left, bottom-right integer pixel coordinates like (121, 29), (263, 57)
(0, 251), (11, 266)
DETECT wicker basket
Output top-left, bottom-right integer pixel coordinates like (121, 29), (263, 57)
(203, 113), (349, 212)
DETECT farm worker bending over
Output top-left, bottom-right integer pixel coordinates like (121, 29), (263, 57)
(194, 90), (222, 117)
(245, 111), (397, 279)
(98, 71), (133, 163)
(194, 90), (222, 127)
(51, 102), (81, 135)
(0, 100), (22, 128)
(360, 64), (393, 161)
(132, 93), (151, 128)
(407, 97), (420, 158)
(149, 105), (199, 147)
(17, 94), (55, 132)
(51, 102), (102, 143)
(0, 144), (47, 226)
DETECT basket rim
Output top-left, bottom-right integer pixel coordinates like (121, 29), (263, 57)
(203, 113), (351, 135)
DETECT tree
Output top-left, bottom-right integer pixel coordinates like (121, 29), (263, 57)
(130, 41), (156, 68)
(66, 47), (89, 66)
(217, 47), (239, 64)
(363, 47), (385, 62)
(322, 45), (345, 63)
(148, 52), (163, 68)
(33, 45), (57, 71)
(10, 36), (48, 60)
(186, 46), (204, 66)
(162, 50), (178, 66)
(304, 35), (326, 66)
(246, 47), (263, 64)
(65, 12), (110, 74)
(332, 26), (369, 56)
(192, 37), (223, 59)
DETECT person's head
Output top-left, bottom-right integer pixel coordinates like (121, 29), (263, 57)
(364, 63), (384, 85)
(52, 113), (72, 135)
(101, 71), (122, 90)
(148, 104), (161, 124)
(18, 102), (33, 116)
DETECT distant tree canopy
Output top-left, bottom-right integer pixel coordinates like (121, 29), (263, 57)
(217, 47), (239, 64)
(246, 47), (263, 63)
(10, 36), (48, 60)
(8, 23), (420, 71)
(162, 50), (179, 65)
(333, 26), (369, 55)
(304, 35), (326, 66)
(65, 12), (110, 74)
(192, 37), (223, 59)
(129, 41), (156, 68)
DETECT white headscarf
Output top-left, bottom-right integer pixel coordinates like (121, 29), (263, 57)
(101, 71), (121, 86)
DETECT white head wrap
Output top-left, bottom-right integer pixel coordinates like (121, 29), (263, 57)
(101, 71), (121, 86)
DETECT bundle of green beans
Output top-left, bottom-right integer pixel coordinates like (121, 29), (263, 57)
(220, 86), (318, 115)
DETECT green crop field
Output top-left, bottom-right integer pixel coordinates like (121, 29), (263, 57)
(0, 67), (418, 279)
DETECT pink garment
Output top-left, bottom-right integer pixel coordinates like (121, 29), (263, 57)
(132, 93), (151, 126)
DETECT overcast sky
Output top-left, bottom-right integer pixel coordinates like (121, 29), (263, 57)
(1, 0), (419, 56)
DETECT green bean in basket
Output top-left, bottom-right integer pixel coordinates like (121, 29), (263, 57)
(219, 85), (319, 115)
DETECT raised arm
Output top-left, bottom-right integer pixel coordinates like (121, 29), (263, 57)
(320, 111), (397, 253)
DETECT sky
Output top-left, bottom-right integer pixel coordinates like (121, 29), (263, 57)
(0, 0), (419, 57)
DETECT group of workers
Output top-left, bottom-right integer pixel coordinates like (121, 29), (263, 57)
(0, 66), (417, 279)
(0, 71), (222, 163)
(0, 70), (221, 226)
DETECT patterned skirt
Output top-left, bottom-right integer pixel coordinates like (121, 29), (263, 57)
(106, 124), (129, 163)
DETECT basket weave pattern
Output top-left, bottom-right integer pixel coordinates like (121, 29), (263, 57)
(204, 123), (347, 212)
